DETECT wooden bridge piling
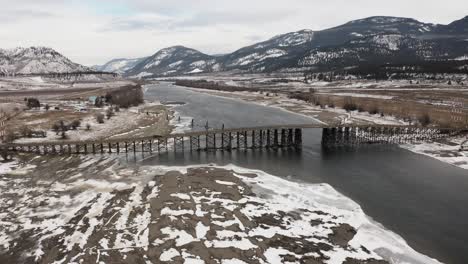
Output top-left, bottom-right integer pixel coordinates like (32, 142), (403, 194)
(321, 126), (465, 147)
(1, 125), (464, 156)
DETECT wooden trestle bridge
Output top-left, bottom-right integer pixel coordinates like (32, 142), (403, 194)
(0, 124), (465, 156)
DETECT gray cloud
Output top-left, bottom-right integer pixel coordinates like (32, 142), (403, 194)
(99, 8), (293, 33)
(173, 10), (294, 28)
(0, 9), (56, 23)
(100, 18), (165, 32)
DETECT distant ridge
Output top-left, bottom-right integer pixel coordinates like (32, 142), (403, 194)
(93, 15), (468, 78)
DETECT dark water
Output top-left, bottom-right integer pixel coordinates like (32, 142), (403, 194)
(142, 83), (468, 264)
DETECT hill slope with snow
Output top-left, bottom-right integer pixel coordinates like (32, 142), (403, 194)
(125, 46), (219, 78)
(93, 57), (147, 74)
(0, 47), (89, 75)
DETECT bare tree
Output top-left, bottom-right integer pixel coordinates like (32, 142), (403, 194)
(0, 149), (12, 161)
(96, 113), (105, 124)
(106, 108), (114, 120)
(418, 113), (431, 127)
(25, 98), (40, 109)
(70, 120), (81, 130)
(60, 131), (68, 140)
(19, 126), (32, 138)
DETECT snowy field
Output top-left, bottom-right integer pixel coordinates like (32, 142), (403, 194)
(14, 102), (171, 143)
(154, 74), (467, 92)
(0, 155), (442, 264)
(0, 76), (66, 91)
(0, 75), (133, 92)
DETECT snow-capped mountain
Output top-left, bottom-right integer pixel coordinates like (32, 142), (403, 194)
(114, 15), (468, 77)
(0, 47), (89, 75)
(125, 46), (219, 78)
(304, 16), (435, 50)
(94, 57), (147, 74)
(221, 30), (314, 72)
(216, 16), (444, 73)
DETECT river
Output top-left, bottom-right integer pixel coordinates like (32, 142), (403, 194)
(142, 83), (468, 264)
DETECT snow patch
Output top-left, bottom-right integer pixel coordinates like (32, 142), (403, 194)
(160, 248), (180, 261)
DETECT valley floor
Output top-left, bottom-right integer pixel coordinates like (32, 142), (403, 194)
(0, 78), (465, 264)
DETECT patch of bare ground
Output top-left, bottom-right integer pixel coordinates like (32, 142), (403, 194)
(0, 155), (389, 264)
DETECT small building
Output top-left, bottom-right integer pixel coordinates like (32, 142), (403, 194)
(88, 96), (98, 105)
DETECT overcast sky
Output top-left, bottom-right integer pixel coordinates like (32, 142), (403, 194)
(1, 0), (467, 65)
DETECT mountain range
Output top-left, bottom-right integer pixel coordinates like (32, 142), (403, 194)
(3, 15), (468, 77)
(117, 15), (468, 78)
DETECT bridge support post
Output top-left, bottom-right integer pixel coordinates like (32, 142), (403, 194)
(174, 137), (184, 152)
(274, 129), (279, 148)
(221, 132), (232, 151)
(344, 127), (350, 145)
(251, 130), (256, 149)
(280, 129), (286, 147)
(294, 128), (302, 148)
(190, 136), (201, 152)
(266, 130), (271, 148)
(259, 130), (264, 148)
(206, 133), (216, 150)
(287, 129), (294, 147)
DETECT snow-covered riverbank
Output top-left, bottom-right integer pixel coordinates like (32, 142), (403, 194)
(401, 137), (468, 170)
(0, 155), (442, 263)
